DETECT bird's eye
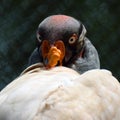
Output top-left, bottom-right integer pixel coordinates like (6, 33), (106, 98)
(37, 33), (42, 43)
(68, 34), (78, 44)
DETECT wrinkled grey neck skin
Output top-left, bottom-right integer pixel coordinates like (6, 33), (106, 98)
(28, 37), (100, 74)
(67, 37), (100, 74)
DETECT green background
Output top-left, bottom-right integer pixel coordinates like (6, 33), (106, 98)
(0, 0), (120, 90)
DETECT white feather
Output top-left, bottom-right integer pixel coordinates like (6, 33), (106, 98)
(0, 64), (120, 120)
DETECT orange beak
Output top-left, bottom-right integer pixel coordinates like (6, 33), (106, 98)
(41, 40), (65, 68)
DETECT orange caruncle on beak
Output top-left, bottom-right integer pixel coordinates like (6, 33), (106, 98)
(41, 40), (65, 68)
(47, 46), (61, 67)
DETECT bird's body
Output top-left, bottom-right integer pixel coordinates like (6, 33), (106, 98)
(0, 64), (120, 120)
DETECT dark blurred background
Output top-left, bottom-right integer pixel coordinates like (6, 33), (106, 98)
(0, 0), (120, 90)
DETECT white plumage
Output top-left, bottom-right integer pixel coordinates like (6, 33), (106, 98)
(0, 63), (120, 120)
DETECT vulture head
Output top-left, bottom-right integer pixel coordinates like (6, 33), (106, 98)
(28, 14), (100, 73)
(36, 15), (86, 68)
